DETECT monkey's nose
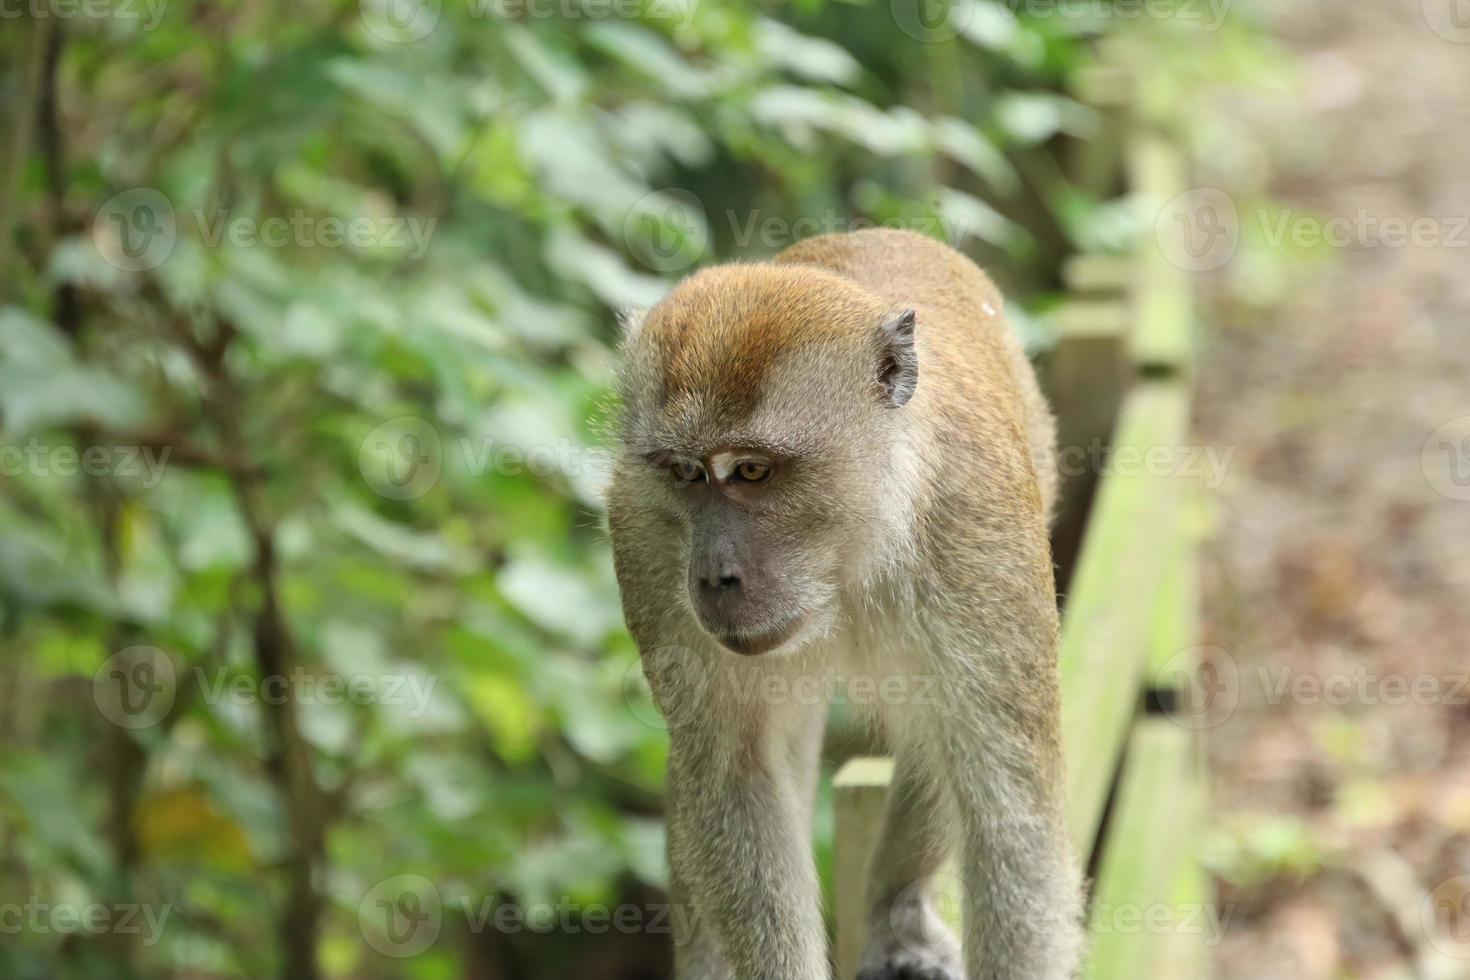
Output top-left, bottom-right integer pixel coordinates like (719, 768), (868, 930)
(698, 571), (742, 595)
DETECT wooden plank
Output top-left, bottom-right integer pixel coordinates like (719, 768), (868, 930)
(1083, 718), (1196, 980)
(1144, 494), (1213, 980)
(1146, 487), (1202, 714)
(1062, 253), (1136, 300)
(1155, 817), (1213, 980)
(1128, 133), (1195, 374)
(833, 757), (895, 980)
(1059, 380), (1189, 850)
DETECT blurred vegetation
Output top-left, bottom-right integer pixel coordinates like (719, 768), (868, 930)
(0, 1), (1263, 977)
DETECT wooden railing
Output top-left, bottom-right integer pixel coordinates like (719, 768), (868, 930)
(832, 47), (1210, 980)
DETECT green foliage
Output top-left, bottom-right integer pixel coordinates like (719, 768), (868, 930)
(0, 1), (1182, 976)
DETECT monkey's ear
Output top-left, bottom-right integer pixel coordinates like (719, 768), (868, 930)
(877, 308), (919, 407)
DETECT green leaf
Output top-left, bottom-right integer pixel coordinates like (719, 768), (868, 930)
(496, 556), (621, 647)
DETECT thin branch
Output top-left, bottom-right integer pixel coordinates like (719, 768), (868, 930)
(0, 13), (55, 303)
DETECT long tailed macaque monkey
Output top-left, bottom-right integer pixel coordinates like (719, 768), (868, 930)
(608, 229), (1080, 980)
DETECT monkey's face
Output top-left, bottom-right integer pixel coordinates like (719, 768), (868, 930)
(641, 445), (840, 656)
(613, 265), (922, 657)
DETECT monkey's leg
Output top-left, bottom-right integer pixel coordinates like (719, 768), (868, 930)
(855, 741), (963, 980)
(666, 699), (829, 980)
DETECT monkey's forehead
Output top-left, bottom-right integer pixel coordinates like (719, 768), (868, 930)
(636, 263), (885, 415)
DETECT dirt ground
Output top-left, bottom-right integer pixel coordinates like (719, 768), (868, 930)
(1195, 2), (1470, 978)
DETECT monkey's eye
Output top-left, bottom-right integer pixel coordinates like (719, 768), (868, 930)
(732, 460), (772, 484)
(670, 459), (705, 484)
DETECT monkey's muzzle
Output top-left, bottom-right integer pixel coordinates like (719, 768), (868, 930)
(708, 615), (806, 657)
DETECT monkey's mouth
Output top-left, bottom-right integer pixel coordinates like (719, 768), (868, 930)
(713, 615), (807, 656)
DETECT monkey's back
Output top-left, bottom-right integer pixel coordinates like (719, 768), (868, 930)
(774, 229), (1057, 522)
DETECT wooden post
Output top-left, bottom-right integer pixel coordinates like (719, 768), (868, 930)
(1127, 134), (1196, 376)
(1044, 298), (1130, 592)
(1062, 253), (1136, 301)
(1049, 300), (1131, 468)
(832, 757), (893, 980)
(1069, 61), (1137, 199)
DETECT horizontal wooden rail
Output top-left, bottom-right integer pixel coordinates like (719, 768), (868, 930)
(1059, 379), (1189, 850)
(1082, 717), (1199, 980)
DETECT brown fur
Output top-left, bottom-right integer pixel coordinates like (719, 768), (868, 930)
(775, 229), (1058, 521)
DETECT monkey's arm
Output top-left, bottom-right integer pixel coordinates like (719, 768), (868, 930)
(664, 698), (829, 980)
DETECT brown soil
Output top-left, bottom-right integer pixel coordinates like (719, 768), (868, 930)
(1197, 2), (1470, 977)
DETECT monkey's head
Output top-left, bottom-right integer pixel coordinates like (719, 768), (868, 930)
(614, 263), (922, 656)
